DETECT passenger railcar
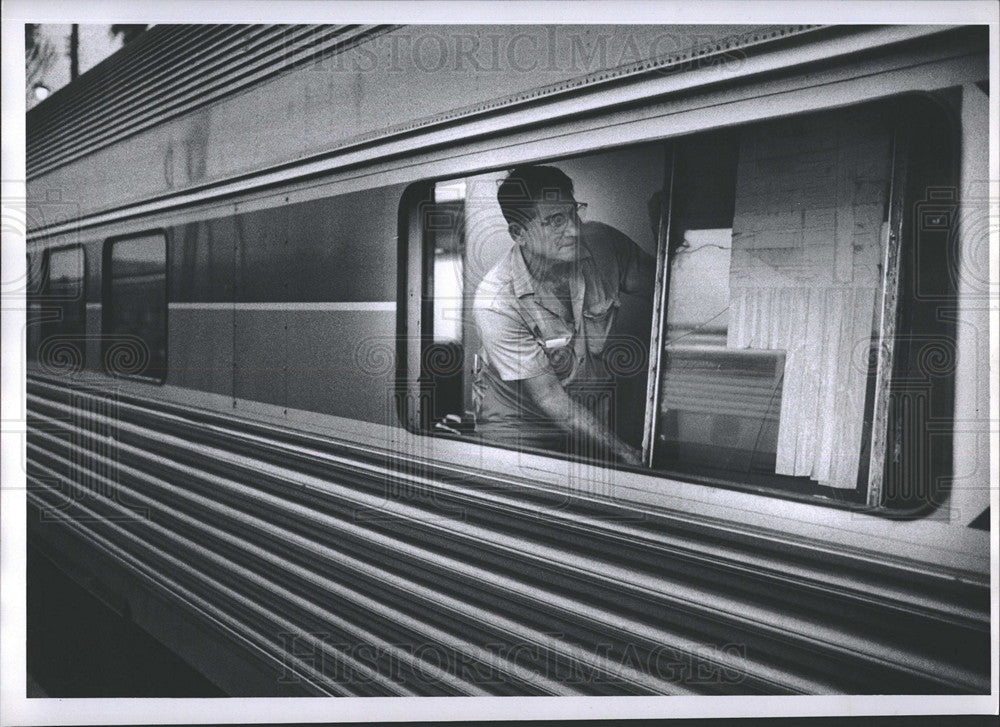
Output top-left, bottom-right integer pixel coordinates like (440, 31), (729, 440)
(23, 24), (992, 695)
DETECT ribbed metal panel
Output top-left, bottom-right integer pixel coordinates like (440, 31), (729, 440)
(26, 375), (990, 695)
(26, 25), (390, 180)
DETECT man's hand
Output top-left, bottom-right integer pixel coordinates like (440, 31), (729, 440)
(523, 372), (642, 467)
(615, 443), (644, 467)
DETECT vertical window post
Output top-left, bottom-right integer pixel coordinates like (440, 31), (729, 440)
(398, 183), (434, 430)
(864, 130), (906, 508)
(642, 145), (676, 467)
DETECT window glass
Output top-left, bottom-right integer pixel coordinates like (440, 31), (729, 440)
(654, 110), (891, 492)
(106, 233), (167, 381)
(40, 246), (86, 372)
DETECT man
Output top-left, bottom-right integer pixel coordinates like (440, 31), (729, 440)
(472, 164), (655, 465)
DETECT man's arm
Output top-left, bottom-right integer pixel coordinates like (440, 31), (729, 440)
(523, 371), (643, 466)
(624, 242), (655, 296)
(587, 221), (655, 296)
(474, 290), (642, 465)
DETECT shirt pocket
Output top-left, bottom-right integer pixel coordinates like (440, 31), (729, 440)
(582, 294), (619, 353)
(528, 307), (573, 346)
(583, 295), (618, 320)
(544, 343), (577, 380)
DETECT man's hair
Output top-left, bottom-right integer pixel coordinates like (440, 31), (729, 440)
(497, 165), (575, 227)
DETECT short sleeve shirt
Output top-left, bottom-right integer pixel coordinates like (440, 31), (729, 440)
(472, 221), (649, 444)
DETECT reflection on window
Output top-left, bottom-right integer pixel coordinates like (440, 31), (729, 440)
(40, 246), (86, 372)
(106, 234), (167, 381)
(657, 226), (786, 475)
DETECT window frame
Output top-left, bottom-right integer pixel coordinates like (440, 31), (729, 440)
(397, 93), (958, 517)
(102, 229), (170, 384)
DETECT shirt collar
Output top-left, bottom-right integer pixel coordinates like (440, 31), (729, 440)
(509, 245), (536, 299)
(508, 233), (594, 300)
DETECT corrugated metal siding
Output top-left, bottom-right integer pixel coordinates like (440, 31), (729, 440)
(26, 375), (990, 695)
(26, 25), (391, 180)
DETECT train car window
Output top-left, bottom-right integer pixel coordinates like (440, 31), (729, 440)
(651, 109), (894, 499)
(402, 97), (955, 512)
(104, 233), (167, 382)
(38, 245), (86, 373)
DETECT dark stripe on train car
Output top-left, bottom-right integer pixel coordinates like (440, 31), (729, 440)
(167, 188), (403, 305)
(162, 186), (401, 417)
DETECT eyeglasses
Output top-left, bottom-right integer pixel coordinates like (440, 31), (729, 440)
(538, 202), (587, 230)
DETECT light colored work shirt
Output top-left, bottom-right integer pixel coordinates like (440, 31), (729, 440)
(472, 221), (650, 451)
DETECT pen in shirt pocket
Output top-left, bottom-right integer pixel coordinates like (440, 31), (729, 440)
(541, 336), (571, 349)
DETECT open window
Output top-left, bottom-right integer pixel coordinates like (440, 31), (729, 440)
(401, 144), (662, 446)
(399, 95), (956, 514)
(103, 232), (168, 382)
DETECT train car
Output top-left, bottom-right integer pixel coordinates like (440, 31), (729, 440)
(23, 23), (993, 696)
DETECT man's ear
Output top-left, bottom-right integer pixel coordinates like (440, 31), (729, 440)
(508, 222), (525, 243)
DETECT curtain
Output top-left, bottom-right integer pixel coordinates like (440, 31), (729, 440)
(727, 110), (891, 488)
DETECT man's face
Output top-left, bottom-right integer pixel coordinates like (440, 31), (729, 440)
(514, 199), (581, 265)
